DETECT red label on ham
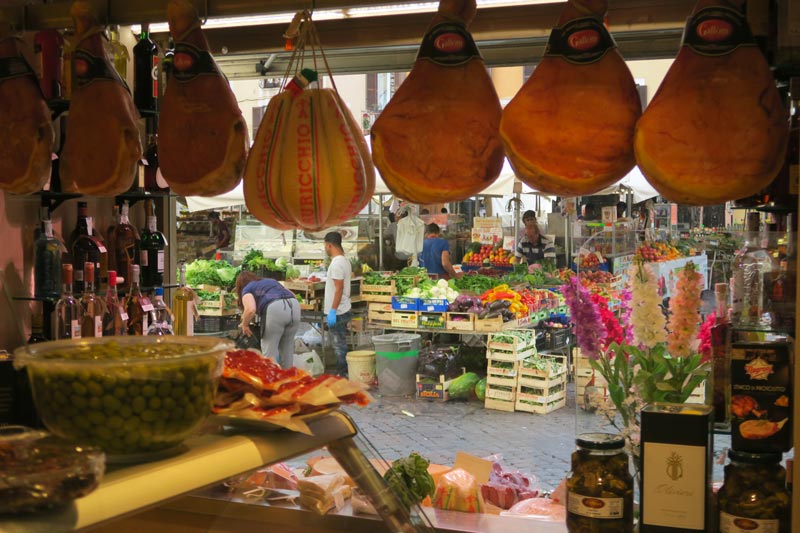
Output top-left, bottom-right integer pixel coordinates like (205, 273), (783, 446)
(434, 33), (465, 53)
(696, 19), (733, 42)
(568, 30), (601, 51)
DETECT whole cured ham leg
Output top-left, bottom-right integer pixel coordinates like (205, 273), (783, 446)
(370, 0), (503, 204)
(634, 0), (788, 205)
(0, 21), (54, 194)
(158, 0), (248, 197)
(59, 1), (141, 196)
(500, 0), (641, 197)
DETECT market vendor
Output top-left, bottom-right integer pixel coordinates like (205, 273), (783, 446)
(516, 213), (555, 265)
(235, 271), (300, 368)
(420, 223), (460, 279)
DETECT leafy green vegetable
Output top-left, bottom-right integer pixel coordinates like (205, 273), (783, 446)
(383, 452), (435, 509)
(186, 259), (240, 290)
(364, 272), (392, 286)
(453, 274), (496, 294)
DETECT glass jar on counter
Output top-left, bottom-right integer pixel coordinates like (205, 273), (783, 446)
(566, 433), (633, 532)
(717, 450), (789, 533)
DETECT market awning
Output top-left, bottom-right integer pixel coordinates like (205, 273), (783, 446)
(594, 166), (660, 204)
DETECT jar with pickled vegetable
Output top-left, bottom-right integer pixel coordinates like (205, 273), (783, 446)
(566, 433), (633, 532)
(717, 450), (789, 533)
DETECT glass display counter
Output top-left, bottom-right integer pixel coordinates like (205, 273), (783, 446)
(571, 220), (637, 274)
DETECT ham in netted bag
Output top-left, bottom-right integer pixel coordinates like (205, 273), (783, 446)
(243, 11), (374, 231)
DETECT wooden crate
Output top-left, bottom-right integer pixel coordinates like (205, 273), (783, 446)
(487, 332), (537, 352)
(197, 292), (238, 316)
(367, 302), (393, 325)
(516, 374), (566, 404)
(485, 397), (515, 412)
(419, 312), (446, 330)
(361, 279), (396, 303)
(575, 353), (609, 408)
(485, 384), (516, 402)
(518, 354), (568, 381)
(391, 311), (419, 329)
(446, 312), (474, 332)
(486, 334), (537, 363)
(515, 396), (567, 414)
(416, 368), (465, 402)
(474, 316), (504, 332)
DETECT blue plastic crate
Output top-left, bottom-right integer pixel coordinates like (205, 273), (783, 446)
(391, 296), (420, 311)
(419, 298), (449, 312)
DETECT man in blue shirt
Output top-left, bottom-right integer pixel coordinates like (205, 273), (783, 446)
(420, 223), (460, 279)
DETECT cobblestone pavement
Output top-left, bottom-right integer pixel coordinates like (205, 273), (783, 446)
(341, 384), (731, 492)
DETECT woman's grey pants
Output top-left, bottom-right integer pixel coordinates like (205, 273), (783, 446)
(260, 298), (301, 368)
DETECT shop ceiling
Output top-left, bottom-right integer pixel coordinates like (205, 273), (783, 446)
(2, 0), (694, 77)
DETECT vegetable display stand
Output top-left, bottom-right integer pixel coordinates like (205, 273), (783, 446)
(361, 279), (396, 303)
(368, 302), (394, 325)
(486, 359), (520, 390)
(419, 298), (448, 313)
(518, 354), (567, 381)
(474, 316), (504, 332)
(283, 280), (326, 306)
(197, 292), (238, 316)
(446, 312), (474, 332)
(391, 311), (419, 329)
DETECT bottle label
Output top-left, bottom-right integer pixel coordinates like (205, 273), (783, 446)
(681, 6), (757, 56)
(73, 49), (129, 90)
(416, 21), (482, 67)
(543, 17), (617, 65)
(186, 301), (194, 336)
(166, 42), (221, 83)
(71, 319), (81, 339)
(157, 250), (165, 273)
(140, 250), (149, 267)
(719, 512), (779, 533)
(75, 269), (84, 282)
(151, 55), (159, 97)
(94, 315), (103, 337)
(0, 56), (38, 84)
(120, 311), (129, 322)
(642, 442), (707, 529)
(141, 298), (154, 313)
(567, 491), (624, 519)
(142, 313), (149, 335)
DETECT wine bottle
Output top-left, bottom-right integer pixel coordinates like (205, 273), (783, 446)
(71, 201), (107, 294)
(730, 212), (771, 326)
(54, 264), (81, 339)
(146, 287), (173, 336)
(34, 217), (62, 300)
(79, 262), (104, 338)
(107, 25), (130, 79)
(173, 262), (196, 335)
(124, 265), (151, 335)
(111, 201), (140, 293)
(33, 29), (63, 100)
(106, 204), (120, 273)
(28, 311), (48, 344)
(143, 133), (169, 192)
(140, 200), (167, 289)
(103, 271), (128, 337)
(133, 23), (158, 113)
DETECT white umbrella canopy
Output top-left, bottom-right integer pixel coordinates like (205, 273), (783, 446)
(595, 166), (660, 203)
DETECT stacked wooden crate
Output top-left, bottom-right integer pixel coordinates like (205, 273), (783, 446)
(361, 278), (396, 303)
(515, 354), (567, 414)
(484, 333), (537, 412)
(575, 349), (609, 409)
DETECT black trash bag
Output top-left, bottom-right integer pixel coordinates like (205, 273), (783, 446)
(234, 330), (261, 351)
(416, 345), (462, 380)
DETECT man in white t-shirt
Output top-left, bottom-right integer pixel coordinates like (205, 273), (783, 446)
(324, 231), (352, 376)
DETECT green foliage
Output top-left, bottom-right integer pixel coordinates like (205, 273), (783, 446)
(383, 452), (435, 509)
(185, 259), (240, 290)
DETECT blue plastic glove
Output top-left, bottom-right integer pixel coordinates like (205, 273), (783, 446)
(327, 309), (337, 327)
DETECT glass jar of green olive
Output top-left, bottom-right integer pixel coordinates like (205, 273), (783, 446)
(566, 433), (633, 532)
(717, 450), (789, 533)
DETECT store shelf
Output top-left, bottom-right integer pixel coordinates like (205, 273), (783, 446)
(0, 411), (358, 533)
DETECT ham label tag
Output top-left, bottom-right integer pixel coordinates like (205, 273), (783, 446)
(166, 42), (221, 83)
(682, 6), (756, 56)
(73, 49), (129, 90)
(544, 17), (616, 65)
(0, 56), (37, 83)
(417, 22), (482, 67)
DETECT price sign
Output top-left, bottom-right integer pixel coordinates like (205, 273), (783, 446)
(472, 217), (502, 229)
(471, 227), (503, 245)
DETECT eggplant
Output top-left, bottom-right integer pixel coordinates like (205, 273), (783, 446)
(478, 309), (491, 319)
(488, 300), (512, 311)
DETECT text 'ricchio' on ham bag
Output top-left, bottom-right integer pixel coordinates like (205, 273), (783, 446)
(243, 10), (375, 232)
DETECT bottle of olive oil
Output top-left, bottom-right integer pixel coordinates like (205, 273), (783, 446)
(172, 262), (196, 335)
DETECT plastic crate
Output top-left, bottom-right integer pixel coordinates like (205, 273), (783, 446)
(535, 326), (573, 352)
(220, 314), (241, 331)
(194, 315), (222, 333)
(419, 298), (449, 313)
(391, 296), (420, 311)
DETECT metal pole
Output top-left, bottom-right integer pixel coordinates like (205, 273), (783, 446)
(378, 194), (384, 271)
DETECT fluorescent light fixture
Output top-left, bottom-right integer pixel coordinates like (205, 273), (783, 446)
(137, 0), (556, 34)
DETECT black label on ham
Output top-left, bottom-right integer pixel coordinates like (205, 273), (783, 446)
(73, 49), (129, 91)
(682, 6), (756, 56)
(0, 56), (37, 83)
(544, 17), (617, 65)
(417, 22), (482, 67)
(166, 42), (221, 83)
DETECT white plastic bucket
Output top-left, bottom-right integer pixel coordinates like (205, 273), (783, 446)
(346, 350), (376, 387)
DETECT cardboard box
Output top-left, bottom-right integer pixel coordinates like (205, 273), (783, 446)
(730, 341), (792, 453)
(640, 403), (713, 532)
(415, 369), (465, 402)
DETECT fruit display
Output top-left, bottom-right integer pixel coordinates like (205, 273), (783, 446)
(574, 252), (604, 269)
(13, 336), (230, 459)
(0, 427), (105, 513)
(636, 242), (682, 262)
(462, 244), (515, 268)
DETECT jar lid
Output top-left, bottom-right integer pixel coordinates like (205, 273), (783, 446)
(576, 432), (625, 450)
(728, 450), (783, 465)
